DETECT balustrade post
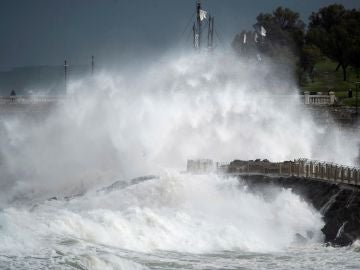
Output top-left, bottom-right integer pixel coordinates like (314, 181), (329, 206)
(344, 167), (347, 183)
(304, 91), (310, 105)
(302, 162), (305, 177)
(326, 164), (328, 180)
(306, 164), (309, 178)
(329, 91), (335, 104)
(289, 162), (292, 176)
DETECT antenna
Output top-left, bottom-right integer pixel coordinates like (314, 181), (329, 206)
(193, 24), (197, 49)
(91, 55), (95, 75)
(64, 60), (68, 91)
(196, 0), (201, 50)
(192, 0), (215, 51)
(193, 0), (202, 50)
(208, 15), (214, 50)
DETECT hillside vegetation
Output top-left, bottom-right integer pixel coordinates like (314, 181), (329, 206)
(232, 4), (360, 108)
(301, 59), (359, 106)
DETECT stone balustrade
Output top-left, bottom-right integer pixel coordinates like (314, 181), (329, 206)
(304, 91), (336, 105)
(187, 158), (360, 186)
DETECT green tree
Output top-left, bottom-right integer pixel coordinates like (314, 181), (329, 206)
(232, 30), (258, 57)
(232, 6), (306, 61)
(307, 5), (360, 81)
(255, 7), (310, 84)
(256, 7), (305, 56)
(299, 44), (323, 82)
(347, 9), (360, 70)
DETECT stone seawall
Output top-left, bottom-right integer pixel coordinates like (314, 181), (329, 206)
(238, 174), (360, 246)
(306, 106), (359, 128)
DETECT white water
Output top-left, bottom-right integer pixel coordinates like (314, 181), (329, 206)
(0, 173), (325, 269)
(0, 52), (358, 203)
(0, 52), (359, 269)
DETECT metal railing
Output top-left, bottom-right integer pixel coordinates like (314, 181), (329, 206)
(225, 158), (360, 186)
(0, 96), (66, 104)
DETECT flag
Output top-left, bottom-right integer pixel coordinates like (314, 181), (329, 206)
(260, 26), (267, 37)
(199, 9), (207, 21)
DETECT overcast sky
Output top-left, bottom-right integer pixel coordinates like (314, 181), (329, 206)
(0, 0), (359, 71)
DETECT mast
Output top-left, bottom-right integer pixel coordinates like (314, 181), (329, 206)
(207, 15), (214, 50)
(91, 55), (94, 75)
(192, 0), (214, 51)
(193, 24), (197, 49)
(196, 0), (201, 50)
(193, 0), (201, 50)
(64, 60), (68, 91)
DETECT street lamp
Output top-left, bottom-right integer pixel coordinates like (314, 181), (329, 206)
(356, 81), (359, 116)
(356, 68), (360, 116)
(64, 60), (69, 92)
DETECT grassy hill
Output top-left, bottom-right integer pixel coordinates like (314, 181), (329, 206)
(301, 59), (360, 106)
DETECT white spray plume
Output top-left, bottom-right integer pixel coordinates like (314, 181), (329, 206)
(0, 51), (358, 202)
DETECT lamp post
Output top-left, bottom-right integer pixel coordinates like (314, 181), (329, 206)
(64, 60), (68, 92)
(356, 69), (359, 116)
(91, 56), (94, 75)
(356, 81), (359, 116)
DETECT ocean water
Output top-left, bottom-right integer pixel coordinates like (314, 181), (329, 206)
(1, 173), (359, 270)
(0, 53), (359, 269)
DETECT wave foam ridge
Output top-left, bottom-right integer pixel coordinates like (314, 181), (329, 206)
(0, 173), (324, 255)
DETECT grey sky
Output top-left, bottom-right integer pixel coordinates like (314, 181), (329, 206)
(0, 0), (359, 71)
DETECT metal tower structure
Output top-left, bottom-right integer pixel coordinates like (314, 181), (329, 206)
(193, 0), (201, 50)
(207, 15), (214, 50)
(192, 0), (215, 51)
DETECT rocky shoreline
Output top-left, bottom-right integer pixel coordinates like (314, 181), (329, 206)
(238, 175), (360, 247)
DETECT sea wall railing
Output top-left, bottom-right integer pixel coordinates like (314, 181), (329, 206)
(0, 93), (336, 106)
(0, 96), (66, 104)
(224, 159), (360, 186)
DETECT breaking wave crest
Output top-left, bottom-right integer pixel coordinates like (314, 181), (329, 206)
(0, 173), (323, 256)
